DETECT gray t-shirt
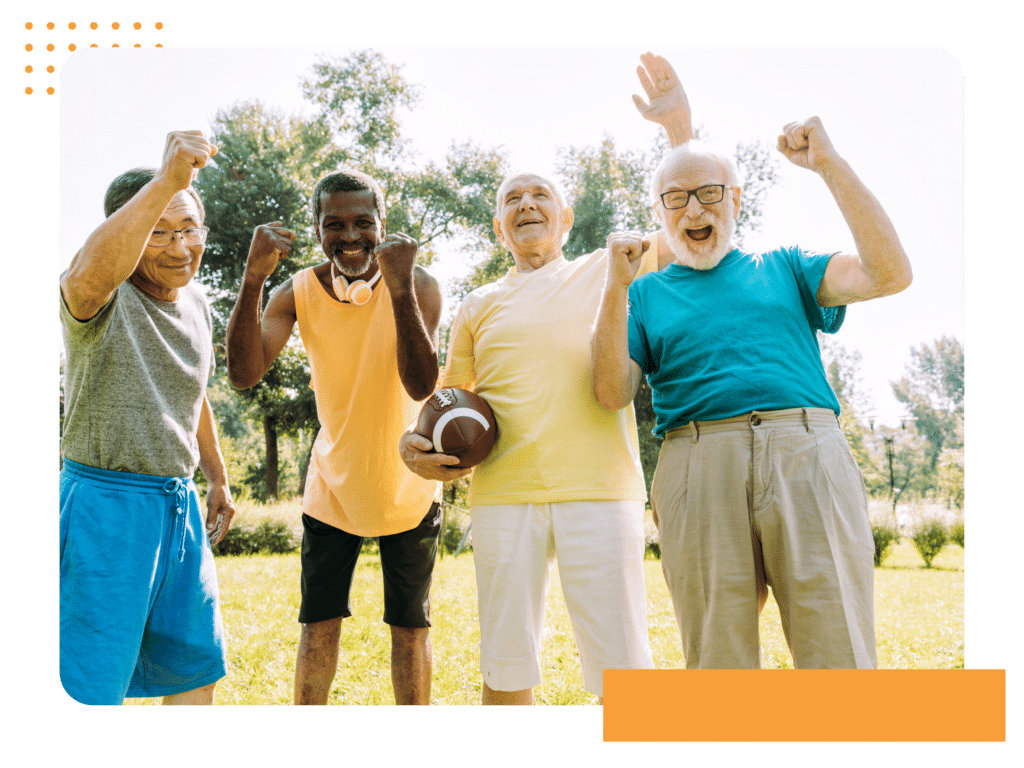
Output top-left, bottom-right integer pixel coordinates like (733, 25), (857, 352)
(60, 277), (215, 478)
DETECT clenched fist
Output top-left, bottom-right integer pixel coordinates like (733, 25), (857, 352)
(374, 233), (419, 291)
(158, 130), (217, 192)
(606, 231), (650, 290)
(777, 116), (840, 175)
(244, 222), (297, 281)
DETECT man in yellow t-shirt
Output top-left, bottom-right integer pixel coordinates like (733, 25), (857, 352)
(226, 169), (442, 705)
(400, 53), (694, 704)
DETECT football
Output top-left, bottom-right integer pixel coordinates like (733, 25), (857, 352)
(415, 388), (498, 469)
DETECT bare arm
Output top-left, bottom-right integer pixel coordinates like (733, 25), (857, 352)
(377, 234), (441, 402)
(633, 52), (694, 147)
(592, 233), (647, 410)
(225, 223), (298, 389)
(61, 131), (216, 321)
(777, 117), (913, 307)
(196, 394), (236, 545)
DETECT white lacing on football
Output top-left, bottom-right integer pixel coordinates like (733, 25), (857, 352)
(434, 389), (456, 408)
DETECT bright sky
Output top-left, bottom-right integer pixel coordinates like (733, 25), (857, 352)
(58, 46), (962, 426)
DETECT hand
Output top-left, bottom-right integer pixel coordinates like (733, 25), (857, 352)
(606, 231), (650, 289)
(204, 482), (236, 546)
(777, 116), (840, 174)
(633, 52), (693, 145)
(374, 233), (419, 292)
(158, 130), (217, 192)
(245, 222), (296, 281)
(399, 430), (473, 482)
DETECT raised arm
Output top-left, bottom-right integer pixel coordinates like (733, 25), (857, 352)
(196, 393), (236, 546)
(592, 232), (647, 410)
(61, 131), (216, 320)
(376, 233), (441, 402)
(777, 117), (913, 307)
(633, 52), (695, 148)
(225, 222), (298, 389)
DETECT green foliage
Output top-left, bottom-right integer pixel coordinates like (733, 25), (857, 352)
(892, 336), (964, 481)
(871, 524), (899, 567)
(214, 519), (297, 556)
(644, 516), (661, 560)
(937, 445), (965, 512)
(949, 516), (964, 548)
(911, 520), (949, 568)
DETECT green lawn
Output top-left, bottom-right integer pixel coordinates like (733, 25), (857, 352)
(127, 535), (963, 705)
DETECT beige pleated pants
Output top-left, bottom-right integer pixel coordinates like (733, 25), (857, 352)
(651, 408), (877, 669)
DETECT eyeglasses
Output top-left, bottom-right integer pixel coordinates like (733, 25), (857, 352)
(659, 185), (732, 210)
(148, 227), (209, 247)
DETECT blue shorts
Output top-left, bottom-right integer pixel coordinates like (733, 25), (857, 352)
(59, 459), (227, 704)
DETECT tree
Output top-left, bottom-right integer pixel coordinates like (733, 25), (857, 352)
(891, 336), (964, 476)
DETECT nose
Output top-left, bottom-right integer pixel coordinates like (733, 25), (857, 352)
(684, 194), (705, 216)
(166, 232), (190, 255)
(518, 194), (538, 210)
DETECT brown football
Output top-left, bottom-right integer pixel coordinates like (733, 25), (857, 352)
(415, 388), (498, 469)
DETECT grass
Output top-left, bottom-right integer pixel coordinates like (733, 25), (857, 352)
(126, 503), (964, 705)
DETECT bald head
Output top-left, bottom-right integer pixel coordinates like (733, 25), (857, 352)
(650, 142), (741, 207)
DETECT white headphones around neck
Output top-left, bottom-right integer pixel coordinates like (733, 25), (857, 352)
(331, 263), (382, 306)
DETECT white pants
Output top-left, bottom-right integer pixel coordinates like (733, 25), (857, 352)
(470, 499), (654, 696)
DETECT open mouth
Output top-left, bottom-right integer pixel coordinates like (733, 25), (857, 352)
(517, 219), (544, 228)
(686, 226), (713, 242)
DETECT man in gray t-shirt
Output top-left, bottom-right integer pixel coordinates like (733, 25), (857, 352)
(59, 131), (236, 705)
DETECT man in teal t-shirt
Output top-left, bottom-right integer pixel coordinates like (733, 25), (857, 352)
(592, 116), (912, 669)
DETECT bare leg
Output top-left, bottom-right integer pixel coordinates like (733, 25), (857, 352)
(163, 682), (216, 705)
(390, 626), (431, 704)
(294, 617), (342, 705)
(482, 681), (532, 705)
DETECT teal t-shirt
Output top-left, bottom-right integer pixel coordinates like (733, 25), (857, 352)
(627, 247), (844, 437)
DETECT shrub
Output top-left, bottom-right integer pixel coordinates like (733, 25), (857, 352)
(911, 520), (949, 568)
(214, 519), (297, 556)
(644, 518), (661, 560)
(949, 517), (964, 549)
(438, 502), (472, 556)
(871, 524), (898, 567)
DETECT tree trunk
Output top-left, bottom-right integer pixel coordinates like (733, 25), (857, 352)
(264, 414), (279, 500)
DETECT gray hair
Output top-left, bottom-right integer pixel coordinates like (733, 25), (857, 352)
(103, 167), (206, 221)
(310, 168), (386, 223)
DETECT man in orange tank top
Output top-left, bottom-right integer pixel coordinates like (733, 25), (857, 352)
(226, 169), (444, 704)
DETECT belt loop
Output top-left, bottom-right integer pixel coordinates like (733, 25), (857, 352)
(802, 407), (811, 433)
(691, 421), (700, 443)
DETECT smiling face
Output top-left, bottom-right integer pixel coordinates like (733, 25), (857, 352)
(130, 191), (205, 301)
(315, 188), (384, 279)
(654, 150), (741, 271)
(493, 174), (573, 268)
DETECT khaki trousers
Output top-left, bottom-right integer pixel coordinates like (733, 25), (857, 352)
(651, 408), (877, 669)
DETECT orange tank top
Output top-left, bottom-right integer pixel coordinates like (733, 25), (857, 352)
(293, 267), (438, 536)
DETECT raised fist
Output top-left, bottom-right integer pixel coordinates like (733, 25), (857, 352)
(374, 232), (419, 288)
(777, 116), (839, 174)
(159, 130), (217, 191)
(245, 222), (296, 281)
(606, 231), (650, 288)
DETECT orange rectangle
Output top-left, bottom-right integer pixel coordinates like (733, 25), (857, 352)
(603, 669), (1004, 742)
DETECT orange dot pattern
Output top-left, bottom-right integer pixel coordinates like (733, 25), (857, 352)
(22, 20), (165, 95)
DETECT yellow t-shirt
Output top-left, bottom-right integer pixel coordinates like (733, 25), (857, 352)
(294, 267), (438, 536)
(443, 249), (647, 506)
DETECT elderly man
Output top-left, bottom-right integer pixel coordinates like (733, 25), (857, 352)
(60, 131), (236, 704)
(226, 169), (442, 705)
(592, 114), (912, 669)
(398, 55), (694, 704)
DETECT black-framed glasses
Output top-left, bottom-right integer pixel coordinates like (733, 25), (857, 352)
(659, 185), (731, 210)
(148, 227), (209, 247)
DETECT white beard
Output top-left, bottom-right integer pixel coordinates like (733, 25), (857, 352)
(666, 217), (736, 271)
(334, 253), (374, 278)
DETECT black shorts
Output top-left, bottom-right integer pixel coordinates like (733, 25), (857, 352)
(298, 503), (441, 628)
